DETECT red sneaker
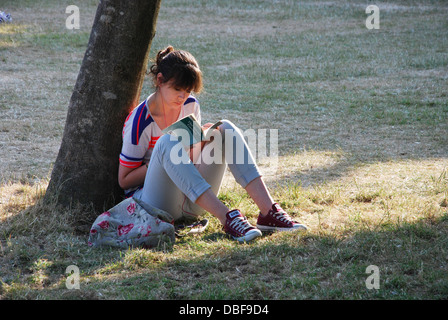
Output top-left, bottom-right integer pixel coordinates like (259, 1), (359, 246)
(257, 203), (308, 232)
(224, 209), (262, 243)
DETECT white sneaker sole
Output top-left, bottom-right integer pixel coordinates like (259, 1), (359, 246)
(257, 224), (308, 232)
(233, 229), (262, 243)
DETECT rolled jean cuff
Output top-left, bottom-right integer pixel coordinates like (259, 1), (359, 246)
(235, 167), (262, 189)
(185, 180), (212, 203)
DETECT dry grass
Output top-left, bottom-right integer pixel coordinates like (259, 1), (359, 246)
(1, 0), (447, 301)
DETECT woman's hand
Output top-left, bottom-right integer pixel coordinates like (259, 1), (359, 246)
(202, 123), (214, 130)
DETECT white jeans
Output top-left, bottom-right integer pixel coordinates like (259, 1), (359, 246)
(134, 120), (261, 221)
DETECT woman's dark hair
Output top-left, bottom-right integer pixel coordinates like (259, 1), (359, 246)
(149, 46), (203, 94)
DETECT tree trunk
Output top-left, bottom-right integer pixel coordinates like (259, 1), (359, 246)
(45, 0), (161, 214)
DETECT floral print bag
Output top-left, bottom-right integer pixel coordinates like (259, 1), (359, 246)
(88, 197), (175, 249)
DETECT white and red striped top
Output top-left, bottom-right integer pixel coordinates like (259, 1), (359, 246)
(119, 94), (201, 195)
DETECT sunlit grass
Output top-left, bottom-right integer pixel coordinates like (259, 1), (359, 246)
(0, 0), (447, 300)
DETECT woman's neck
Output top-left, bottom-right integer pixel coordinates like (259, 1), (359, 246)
(147, 92), (162, 115)
(148, 91), (181, 129)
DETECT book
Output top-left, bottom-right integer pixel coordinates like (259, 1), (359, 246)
(162, 114), (222, 147)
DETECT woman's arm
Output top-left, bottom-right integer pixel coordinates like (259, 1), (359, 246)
(119, 123), (213, 187)
(118, 163), (147, 190)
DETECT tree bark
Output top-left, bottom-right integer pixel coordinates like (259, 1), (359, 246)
(45, 0), (161, 214)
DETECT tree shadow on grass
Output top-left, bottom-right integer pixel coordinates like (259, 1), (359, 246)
(1, 126), (447, 299)
(88, 214), (448, 300)
(2, 204), (446, 300)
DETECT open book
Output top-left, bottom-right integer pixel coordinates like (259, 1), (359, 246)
(162, 114), (222, 147)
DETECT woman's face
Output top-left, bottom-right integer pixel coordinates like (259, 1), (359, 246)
(158, 74), (191, 109)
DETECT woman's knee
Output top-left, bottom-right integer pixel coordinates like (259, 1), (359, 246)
(218, 119), (238, 132)
(153, 134), (178, 153)
(152, 134), (183, 163)
(218, 119), (245, 140)
(154, 133), (193, 166)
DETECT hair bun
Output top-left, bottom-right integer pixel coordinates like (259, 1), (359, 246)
(156, 45), (174, 65)
(148, 46), (203, 93)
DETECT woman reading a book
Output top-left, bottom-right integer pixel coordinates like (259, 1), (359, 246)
(118, 46), (307, 242)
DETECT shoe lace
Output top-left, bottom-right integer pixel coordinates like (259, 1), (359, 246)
(272, 210), (294, 224)
(229, 216), (252, 234)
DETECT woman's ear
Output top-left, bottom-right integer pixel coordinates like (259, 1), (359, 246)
(156, 73), (164, 87)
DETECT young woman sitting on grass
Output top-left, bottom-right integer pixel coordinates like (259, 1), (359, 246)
(118, 46), (307, 242)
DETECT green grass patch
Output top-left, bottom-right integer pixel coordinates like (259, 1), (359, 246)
(1, 0), (447, 300)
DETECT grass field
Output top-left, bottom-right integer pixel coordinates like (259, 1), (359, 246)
(0, 0), (447, 300)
